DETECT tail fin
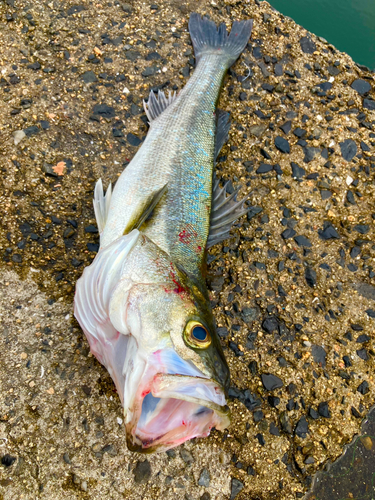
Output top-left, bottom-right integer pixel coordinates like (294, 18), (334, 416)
(188, 13), (253, 67)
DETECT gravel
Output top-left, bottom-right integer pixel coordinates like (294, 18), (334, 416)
(1, 1), (374, 499)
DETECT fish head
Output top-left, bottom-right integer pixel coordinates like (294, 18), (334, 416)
(120, 275), (231, 452)
(75, 231), (230, 452)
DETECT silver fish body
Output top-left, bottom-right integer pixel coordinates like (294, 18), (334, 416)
(74, 13), (253, 452)
(101, 54), (228, 278)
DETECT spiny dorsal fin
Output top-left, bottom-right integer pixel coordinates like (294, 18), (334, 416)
(93, 179), (112, 233)
(207, 173), (249, 248)
(143, 90), (177, 122)
(215, 109), (231, 160)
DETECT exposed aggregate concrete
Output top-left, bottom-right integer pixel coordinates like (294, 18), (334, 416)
(0, 0), (374, 499)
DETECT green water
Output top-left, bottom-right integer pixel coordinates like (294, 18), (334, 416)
(268, 0), (375, 70)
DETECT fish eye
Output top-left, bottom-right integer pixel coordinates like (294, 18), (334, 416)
(184, 320), (211, 349)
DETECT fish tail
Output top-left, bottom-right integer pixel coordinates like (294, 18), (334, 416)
(188, 13), (253, 68)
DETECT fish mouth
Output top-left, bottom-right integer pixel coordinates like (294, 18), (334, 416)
(125, 373), (230, 453)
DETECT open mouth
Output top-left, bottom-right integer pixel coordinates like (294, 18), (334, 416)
(125, 372), (230, 452)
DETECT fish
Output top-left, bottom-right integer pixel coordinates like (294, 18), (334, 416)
(74, 13), (253, 453)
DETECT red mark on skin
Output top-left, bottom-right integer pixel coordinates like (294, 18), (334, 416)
(178, 228), (198, 245)
(182, 420), (187, 426)
(172, 279), (185, 294)
(141, 390), (150, 398)
(168, 263), (186, 295)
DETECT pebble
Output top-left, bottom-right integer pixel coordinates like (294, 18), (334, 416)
(280, 411), (292, 434)
(318, 222), (340, 240)
(256, 163), (273, 174)
(305, 267), (317, 288)
(84, 224), (98, 233)
(81, 70), (97, 83)
(300, 36), (317, 54)
(346, 190), (356, 204)
(127, 133), (142, 147)
(92, 103), (115, 118)
(241, 307), (260, 324)
(274, 136), (290, 154)
(295, 416), (309, 438)
(1, 454), (16, 467)
(351, 407), (362, 418)
(360, 436), (373, 451)
(13, 130), (26, 145)
(357, 381), (369, 395)
(180, 448), (194, 464)
(274, 63), (283, 76)
(354, 224), (369, 234)
(281, 228), (296, 239)
(253, 410), (264, 423)
(363, 99), (375, 110)
(279, 120), (292, 135)
(294, 235), (312, 248)
(339, 139), (357, 162)
(262, 316), (279, 334)
(200, 493), (211, 500)
(318, 402), (331, 418)
(261, 373), (283, 391)
(133, 459), (152, 484)
(311, 345), (326, 367)
(230, 478), (244, 499)
(269, 422), (280, 436)
(291, 162), (306, 180)
(198, 468), (210, 487)
(248, 124), (267, 137)
(351, 79), (372, 95)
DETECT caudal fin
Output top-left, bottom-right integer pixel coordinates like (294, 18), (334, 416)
(188, 13), (253, 67)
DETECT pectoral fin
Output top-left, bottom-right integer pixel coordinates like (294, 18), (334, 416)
(123, 183), (168, 234)
(93, 179), (112, 233)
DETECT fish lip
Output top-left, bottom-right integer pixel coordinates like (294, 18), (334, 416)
(149, 373), (230, 416)
(125, 372), (231, 452)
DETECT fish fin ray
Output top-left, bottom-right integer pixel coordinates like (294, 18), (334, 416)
(207, 173), (248, 248)
(143, 90), (177, 122)
(215, 110), (231, 160)
(189, 13), (253, 66)
(123, 183), (168, 234)
(93, 179), (112, 233)
(74, 231), (141, 405)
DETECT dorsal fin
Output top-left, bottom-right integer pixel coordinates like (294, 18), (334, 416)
(93, 179), (112, 233)
(143, 90), (177, 122)
(207, 173), (249, 248)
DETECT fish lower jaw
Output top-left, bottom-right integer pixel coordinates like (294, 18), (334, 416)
(124, 392), (230, 453)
